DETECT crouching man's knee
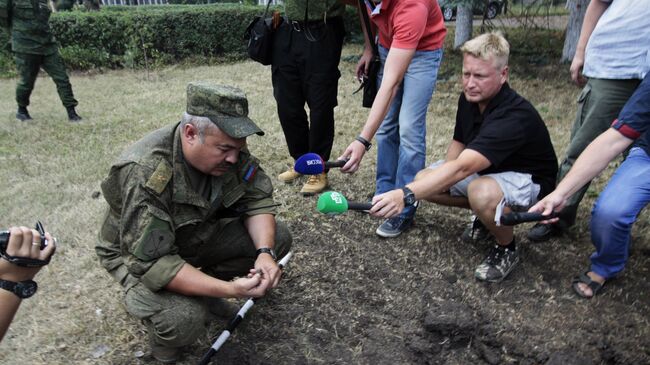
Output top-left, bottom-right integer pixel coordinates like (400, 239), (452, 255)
(125, 284), (209, 348)
(274, 220), (293, 259)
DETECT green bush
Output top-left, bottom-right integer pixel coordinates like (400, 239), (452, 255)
(0, 4), (363, 75)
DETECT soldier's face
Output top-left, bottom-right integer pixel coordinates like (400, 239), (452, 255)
(182, 124), (246, 176)
(462, 54), (508, 110)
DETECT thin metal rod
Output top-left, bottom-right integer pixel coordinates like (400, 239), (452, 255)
(198, 252), (293, 365)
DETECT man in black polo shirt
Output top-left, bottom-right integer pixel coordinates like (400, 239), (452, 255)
(369, 32), (558, 282)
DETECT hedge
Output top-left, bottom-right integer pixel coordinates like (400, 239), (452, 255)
(0, 5), (362, 76)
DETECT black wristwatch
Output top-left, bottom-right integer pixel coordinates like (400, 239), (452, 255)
(402, 186), (416, 206)
(0, 279), (38, 299)
(256, 247), (277, 261)
(355, 136), (372, 151)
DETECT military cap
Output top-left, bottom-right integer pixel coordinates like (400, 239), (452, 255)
(186, 82), (264, 138)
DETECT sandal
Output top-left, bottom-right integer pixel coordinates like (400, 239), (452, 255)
(572, 272), (605, 299)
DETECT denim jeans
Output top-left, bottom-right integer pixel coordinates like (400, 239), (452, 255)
(589, 147), (650, 279)
(375, 46), (442, 218)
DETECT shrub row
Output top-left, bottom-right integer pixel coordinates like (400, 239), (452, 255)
(0, 5), (362, 76)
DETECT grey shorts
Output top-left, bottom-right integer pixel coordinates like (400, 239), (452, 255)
(428, 160), (541, 225)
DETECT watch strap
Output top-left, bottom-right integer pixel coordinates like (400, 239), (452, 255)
(0, 278), (37, 298)
(355, 136), (372, 151)
(402, 186), (416, 206)
(256, 247), (276, 260)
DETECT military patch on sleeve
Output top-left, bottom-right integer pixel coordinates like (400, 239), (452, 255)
(145, 161), (172, 195)
(253, 172), (273, 194)
(239, 157), (260, 183)
(133, 216), (174, 261)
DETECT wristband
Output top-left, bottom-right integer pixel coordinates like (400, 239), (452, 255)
(355, 136), (372, 151)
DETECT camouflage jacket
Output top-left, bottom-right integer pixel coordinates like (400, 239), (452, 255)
(95, 123), (276, 292)
(283, 0), (345, 22)
(0, 0), (58, 55)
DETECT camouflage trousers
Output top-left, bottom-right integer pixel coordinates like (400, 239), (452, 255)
(14, 51), (78, 108)
(124, 220), (292, 348)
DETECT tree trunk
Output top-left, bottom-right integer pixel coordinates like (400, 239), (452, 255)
(454, 5), (473, 49)
(561, 0), (589, 63)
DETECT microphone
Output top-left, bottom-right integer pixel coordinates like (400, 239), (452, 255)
(500, 211), (560, 226)
(317, 191), (373, 215)
(294, 153), (348, 175)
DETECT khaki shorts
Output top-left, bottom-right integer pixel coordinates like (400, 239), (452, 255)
(428, 160), (541, 225)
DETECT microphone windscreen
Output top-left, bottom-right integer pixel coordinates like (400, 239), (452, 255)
(317, 191), (349, 214)
(294, 153), (325, 175)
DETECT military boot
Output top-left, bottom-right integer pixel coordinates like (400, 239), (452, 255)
(278, 167), (301, 183)
(206, 297), (239, 319)
(149, 336), (180, 364)
(66, 106), (82, 122)
(16, 106), (32, 121)
(300, 173), (328, 195)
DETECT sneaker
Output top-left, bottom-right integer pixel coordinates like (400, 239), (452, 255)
(376, 216), (414, 238)
(527, 223), (563, 242)
(300, 173), (327, 195)
(66, 106), (82, 122)
(461, 215), (491, 243)
(474, 245), (519, 283)
(16, 107), (32, 121)
(278, 167), (301, 183)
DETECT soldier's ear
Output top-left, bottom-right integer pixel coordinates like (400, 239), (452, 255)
(182, 123), (200, 145)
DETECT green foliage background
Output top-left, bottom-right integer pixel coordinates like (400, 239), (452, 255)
(0, 4), (564, 77)
(0, 5), (365, 76)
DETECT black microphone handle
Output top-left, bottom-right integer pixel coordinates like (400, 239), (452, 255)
(347, 201), (373, 211)
(325, 159), (348, 169)
(500, 211), (560, 226)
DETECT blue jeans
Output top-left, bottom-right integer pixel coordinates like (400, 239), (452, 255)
(375, 46), (443, 218)
(589, 147), (650, 279)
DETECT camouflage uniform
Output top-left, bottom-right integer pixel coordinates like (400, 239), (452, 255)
(0, 0), (78, 109)
(95, 83), (292, 349)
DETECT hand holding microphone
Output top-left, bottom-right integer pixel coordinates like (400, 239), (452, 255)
(294, 153), (349, 175)
(317, 191), (373, 215)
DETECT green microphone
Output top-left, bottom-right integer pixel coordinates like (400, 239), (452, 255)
(317, 191), (373, 215)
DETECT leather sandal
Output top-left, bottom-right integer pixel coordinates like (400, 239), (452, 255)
(572, 272), (605, 299)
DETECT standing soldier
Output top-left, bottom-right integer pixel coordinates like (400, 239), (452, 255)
(0, 0), (81, 121)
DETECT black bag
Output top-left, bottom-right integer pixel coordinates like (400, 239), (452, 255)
(357, 0), (380, 108)
(244, 0), (274, 65)
(361, 56), (380, 108)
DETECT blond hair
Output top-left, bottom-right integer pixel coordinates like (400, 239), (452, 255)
(460, 32), (510, 69)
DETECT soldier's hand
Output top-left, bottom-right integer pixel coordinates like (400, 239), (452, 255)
(232, 274), (268, 298)
(254, 254), (281, 289)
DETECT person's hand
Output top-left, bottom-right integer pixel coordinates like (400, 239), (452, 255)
(370, 189), (404, 219)
(231, 274), (268, 298)
(254, 253), (281, 289)
(528, 192), (566, 224)
(0, 227), (56, 283)
(570, 53), (587, 87)
(339, 140), (367, 173)
(356, 47), (375, 82)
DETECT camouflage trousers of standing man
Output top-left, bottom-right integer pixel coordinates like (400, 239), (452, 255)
(123, 220), (293, 349)
(14, 51), (78, 108)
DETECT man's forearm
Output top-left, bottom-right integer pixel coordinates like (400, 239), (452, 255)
(555, 129), (633, 198)
(244, 214), (276, 250)
(165, 263), (235, 298)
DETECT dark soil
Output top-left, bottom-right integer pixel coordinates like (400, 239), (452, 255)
(181, 192), (649, 365)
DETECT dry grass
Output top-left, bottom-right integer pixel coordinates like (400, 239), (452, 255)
(0, 43), (648, 365)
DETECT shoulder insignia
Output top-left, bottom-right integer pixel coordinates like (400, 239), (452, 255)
(145, 161), (172, 195)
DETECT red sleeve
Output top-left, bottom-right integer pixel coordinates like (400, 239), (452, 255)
(390, 2), (430, 49)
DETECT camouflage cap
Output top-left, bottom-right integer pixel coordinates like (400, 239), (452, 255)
(186, 82), (264, 138)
